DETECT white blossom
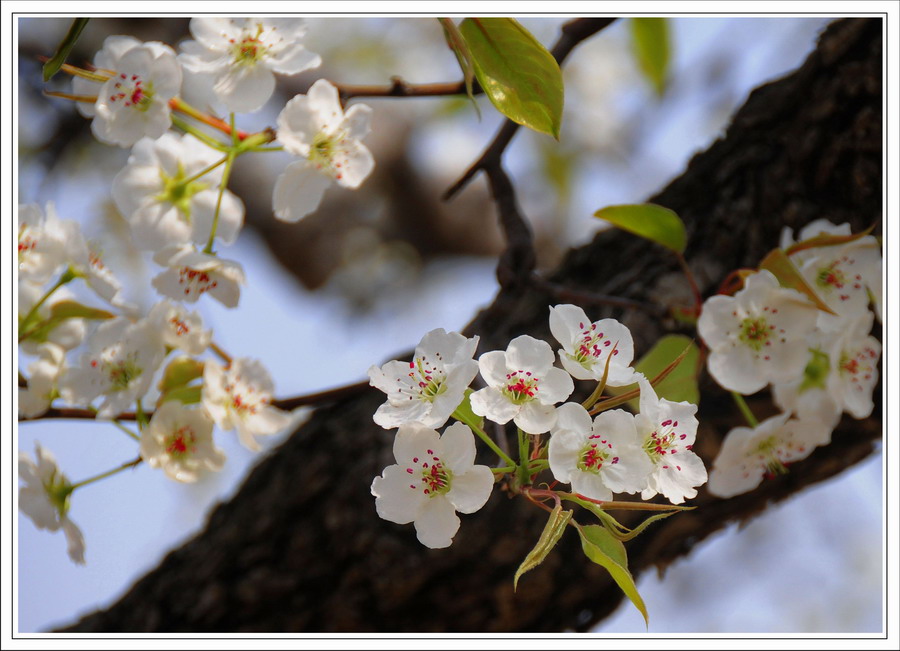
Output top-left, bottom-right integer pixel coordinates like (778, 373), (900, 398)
(828, 312), (881, 419)
(141, 402), (225, 482)
(368, 329), (479, 430)
(179, 18), (320, 114)
(782, 219), (882, 322)
(202, 358), (292, 451)
(113, 134), (245, 252)
(152, 245), (245, 307)
(73, 36), (182, 147)
(18, 443), (85, 564)
(548, 304), (637, 385)
(707, 412), (832, 498)
(58, 317), (165, 418)
(273, 79), (374, 222)
(635, 376), (707, 504)
(548, 402), (652, 502)
(470, 335), (574, 434)
(698, 270), (819, 394)
(18, 343), (66, 419)
(17, 203), (78, 284)
(147, 299), (211, 355)
(371, 421), (494, 549)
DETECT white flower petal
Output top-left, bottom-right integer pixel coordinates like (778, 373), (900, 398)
(414, 497), (460, 549)
(439, 422), (476, 474)
(447, 466), (494, 514)
(469, 386), (518, 425)
(272, 161), (332, 222)
(514, 401), (557, 434)
(372, 465), (427, 525)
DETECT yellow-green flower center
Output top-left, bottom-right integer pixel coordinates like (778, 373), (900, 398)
(738, 316), (770, 351)
(156, 163), (208, 221)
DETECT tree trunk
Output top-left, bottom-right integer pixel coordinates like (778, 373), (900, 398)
(61, 17), (882, 633)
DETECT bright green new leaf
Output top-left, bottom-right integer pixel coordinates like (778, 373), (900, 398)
(605, 336), (699, 411)
(578, 524), (649, 626)
(759, 248), (837, 315)
(48, 300), (115, 321)
(594, 204), (687, 254)
(459, 18), (564, 139)
(43, 18), (90, 82)
(452, 387), (484, 430)
(158, 356), (205, 394)
(158, 384), (203, 407)
(630, 18), (671, 97)
(513, 504), (572, 591)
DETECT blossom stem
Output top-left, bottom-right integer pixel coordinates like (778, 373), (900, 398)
(675, 251), (703, 315)
(171, 115), (230, 152)
(491, 465), (517, 475)
(203, 150), (237, 254)
(582, 380), (608, 411)
(517, 428), (531, 486)
(69, 457), (142, 490)
(731, 391), (760, 428)
(111, 419), (140, 442)
(52, 61), (109, 82)
(18, 267), (77, 342)
(180, 156), (229, 186)
(169, 97), (250, 140)
(451, 408), (517, 468)
(209, 341), (233, 366)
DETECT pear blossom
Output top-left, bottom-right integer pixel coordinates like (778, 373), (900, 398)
(548, 403), (652, 502)
(782, 219), (882, 321)
(179, 18), (320, 114)
(548, 304), (637, 385)
(698, 270), (819, 394)
(68, 236), (130, 309)
(368, 329), (479, 430)
(470, 335), (574, 434)
(113, 134), (245, 251)
(18, 443), (85, 564)
(147, 299), (211, 355)
(635, 376), (707, 504)
(828, 312), (881, 419)
(58, 317), (165, 418)
(152, 245), (245, 307)
(72, 36), (182, 147)
(707, 412), (831, 498)
(18, 344), (66, 418)
(18, 280), (87, 355)
(771, 344), (842, 429)
(273, 79), (374, 222)
(141, 402), (225, 482)
(17, 203), (78, 284)
(371, 421), (494, 549)
(202, 358), (292, 451)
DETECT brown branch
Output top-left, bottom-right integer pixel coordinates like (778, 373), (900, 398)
(337, 77), (474, 102)
(443, 17), (618, 200)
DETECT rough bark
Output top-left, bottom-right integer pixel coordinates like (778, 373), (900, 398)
(60, 18), (882, 632)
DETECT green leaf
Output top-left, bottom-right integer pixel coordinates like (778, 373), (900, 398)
(43, 18), (90, 82)
(578, 524), (648, 626)
(784, 224), (877, 256)
(630, 18), (671, 97)
(452, 387), (484, 430)
(459, 18), (564, 139)
(606, 336), (699, 411)
(614, 510), (680, 542)
(158, 356), (205, 394)
(48, 300), (115, 321)
(594, 204), (686, 254)
(438, 18), (480, 117)
(158, 384), (203, 406)
(759, 248), (837, 315)
(514, 505), (572, 591)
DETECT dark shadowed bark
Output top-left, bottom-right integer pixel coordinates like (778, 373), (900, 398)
(60, 18), (882, 632)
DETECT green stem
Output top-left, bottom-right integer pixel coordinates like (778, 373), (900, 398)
(582, 380), (607, 410)
(70, 457), (141, 490)
(112, 419), (140, 442)
(731, 391), (760, 428)
(451, 408), (517, 468)
(171, 115), (229, 152)
(18, 268), (77, 341)
(181, 156), (229, 186)
(491, 465), (517, 475)
(203, 150), (237, 254)
(517, 428), (531, 486)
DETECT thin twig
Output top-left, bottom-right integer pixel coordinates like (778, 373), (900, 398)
(337, 77), (477, 103)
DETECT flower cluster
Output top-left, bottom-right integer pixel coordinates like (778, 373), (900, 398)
(18, 201), (293, 563)
(700, 220), (882, 497)
(369, 306), (709, 549)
